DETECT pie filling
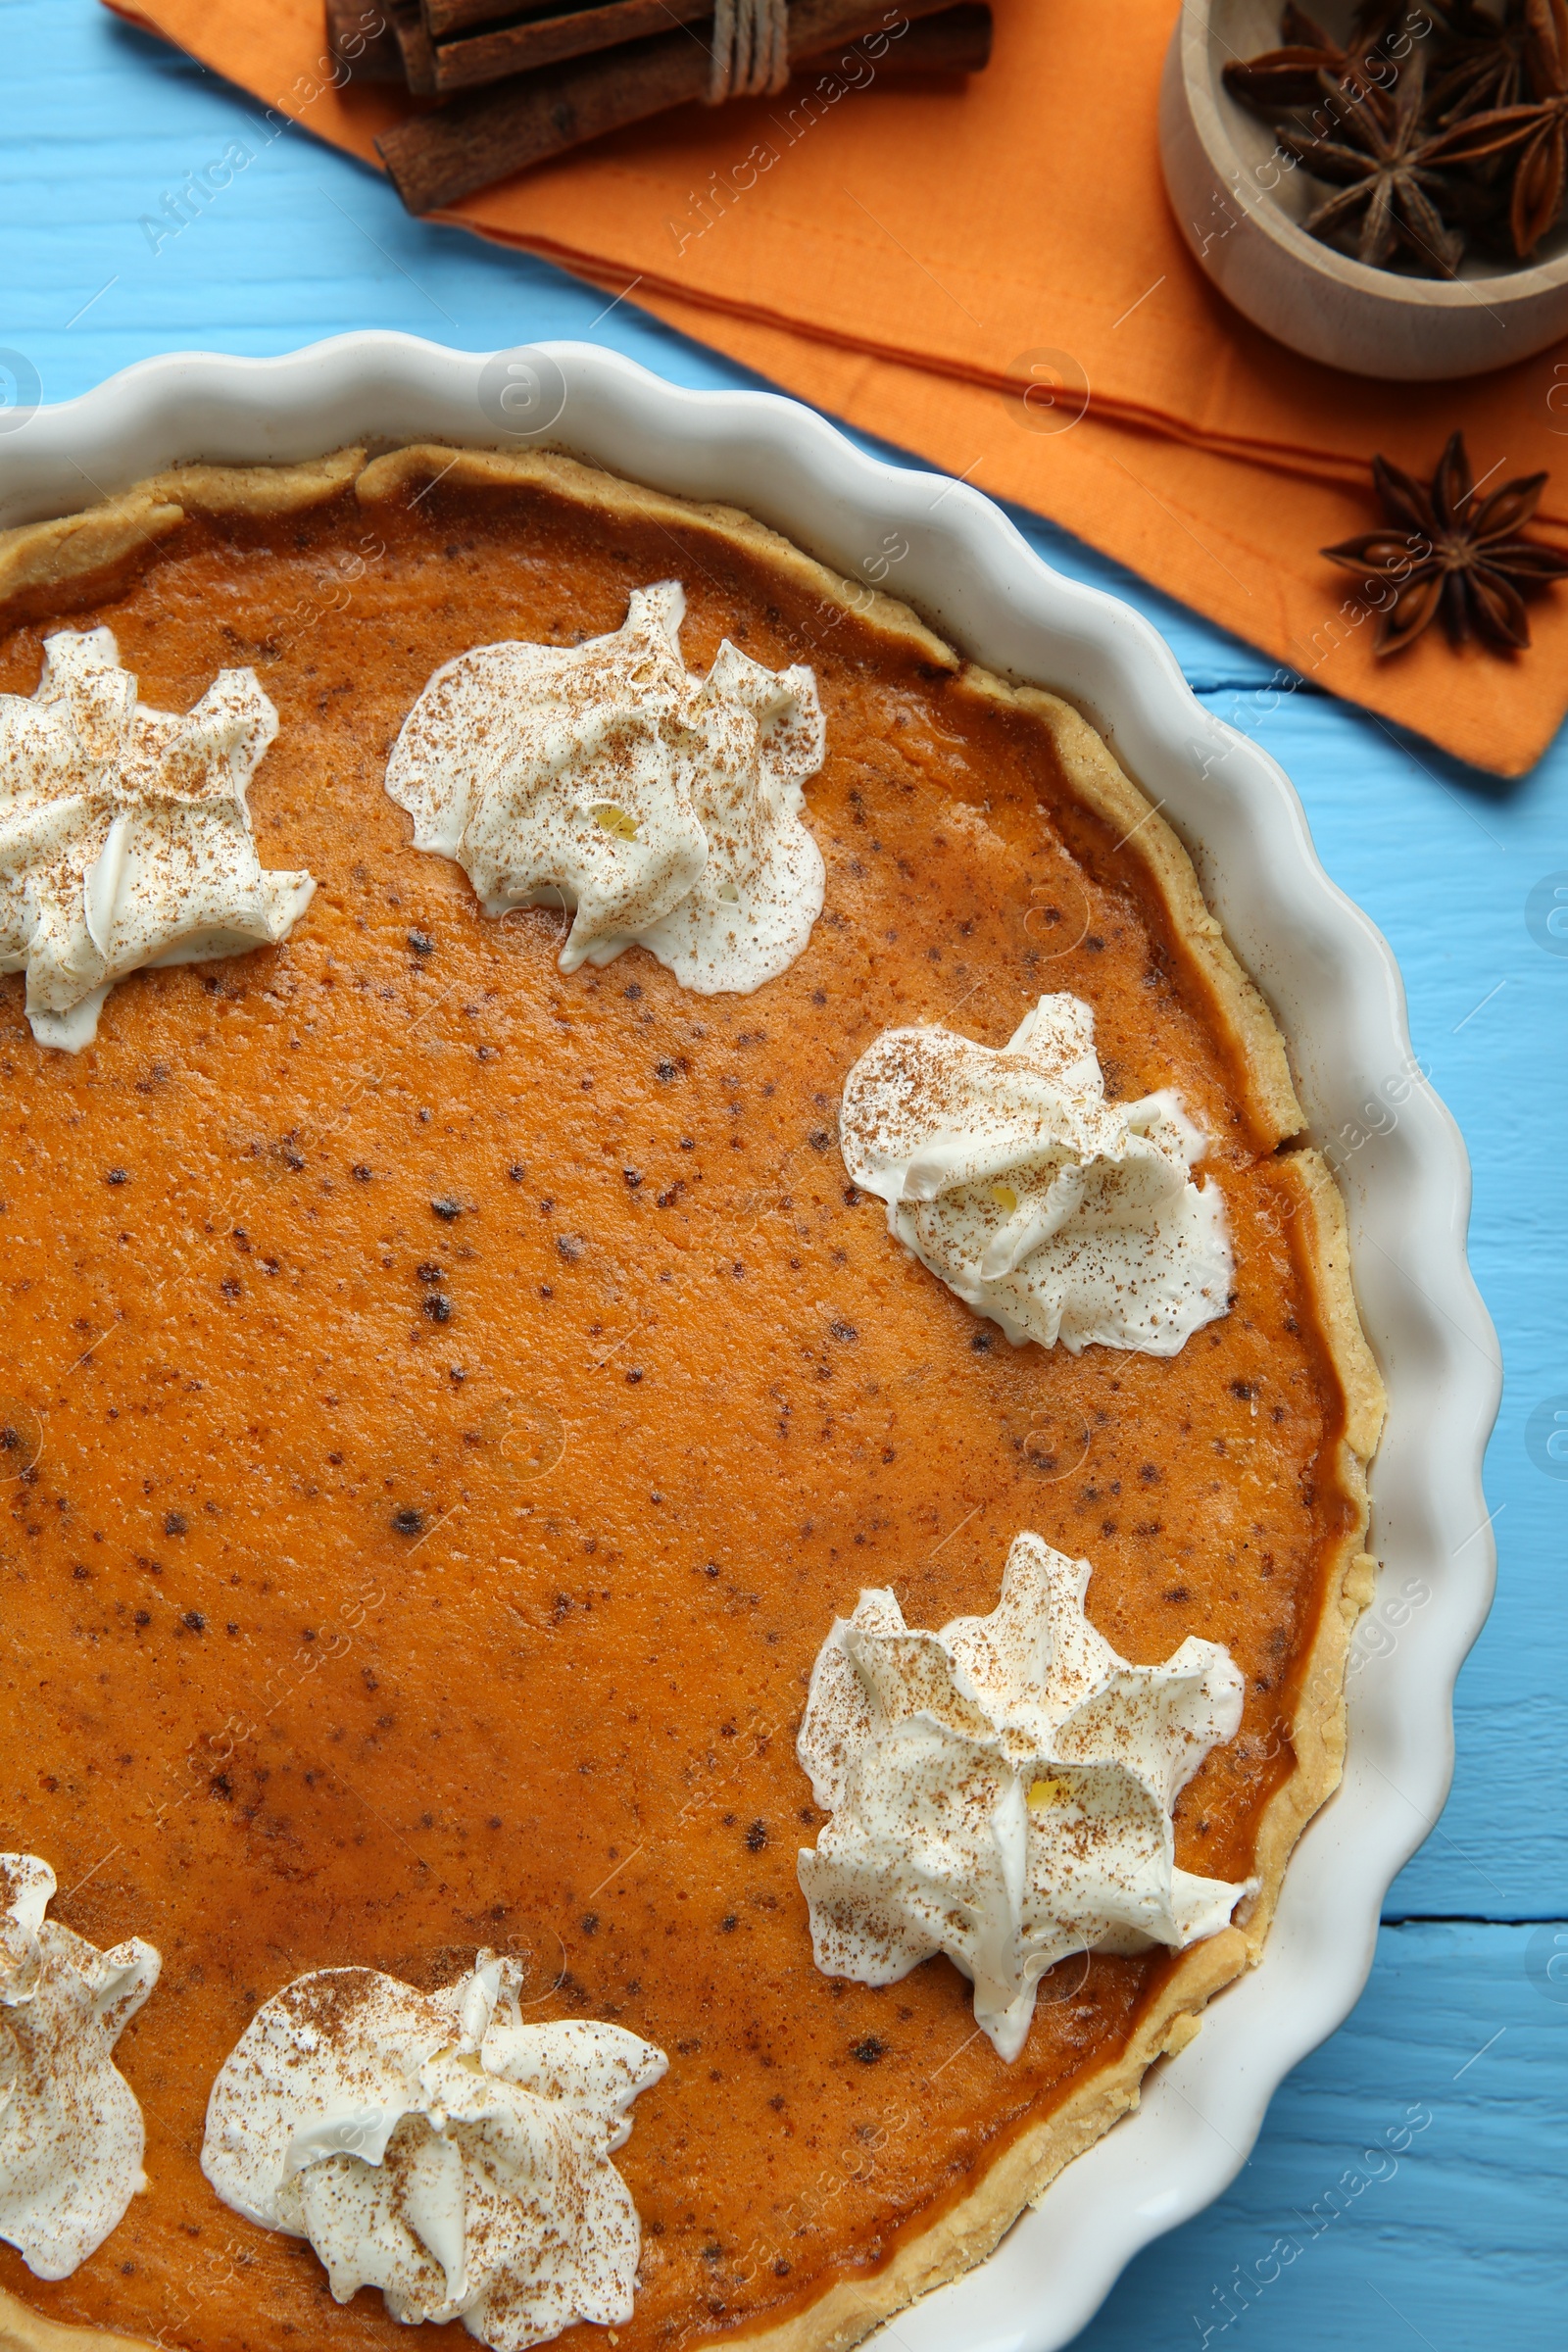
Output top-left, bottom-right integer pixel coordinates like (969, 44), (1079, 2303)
(0, 454), (1375, 2352)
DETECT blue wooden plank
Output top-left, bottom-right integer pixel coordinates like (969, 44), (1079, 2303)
(6, 5), (1567, 2344)
(1082, 1921), (1568, 2348)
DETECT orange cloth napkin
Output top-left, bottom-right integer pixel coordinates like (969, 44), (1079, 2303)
(104, 0), (1568, 773)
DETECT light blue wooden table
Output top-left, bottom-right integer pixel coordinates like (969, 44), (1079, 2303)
(5, 5), (1565, 2343)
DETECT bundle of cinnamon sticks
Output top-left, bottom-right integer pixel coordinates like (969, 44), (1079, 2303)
(326, 0), (993, 213)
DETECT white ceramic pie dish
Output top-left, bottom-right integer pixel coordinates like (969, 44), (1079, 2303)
(0, 334), (1499, 2350)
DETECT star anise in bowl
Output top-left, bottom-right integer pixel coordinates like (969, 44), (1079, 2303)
(1220, 1), (1411, 109)
(1322, 430), (1568, 652)
(1278, 50), (1462, 272)
(1426, 0), (1568, 255)
(1224, 0), (1568, 272)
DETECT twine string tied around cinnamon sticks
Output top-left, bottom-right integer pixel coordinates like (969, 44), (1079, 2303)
(708, 0), (791, 101)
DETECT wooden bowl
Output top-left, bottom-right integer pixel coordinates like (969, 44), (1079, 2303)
(1159, 0), (1568, 379)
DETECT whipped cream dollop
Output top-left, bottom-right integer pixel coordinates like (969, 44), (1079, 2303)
(0, 628), (315, 1050)
(0, 1852), (161, 2278)
(797, 1535), (1253, 2061)
(839, 992), (1232, 1355)
(202, 1952), (666, 2352)
(384, 581), (825, 993)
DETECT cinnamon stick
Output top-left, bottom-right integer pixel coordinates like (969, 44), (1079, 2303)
(427, 0), (987, 95)
(389, 0), (440, 95)
(883, 1), (989, 74)
(425, 0), (642, 40)
(423, 0), (576, 36)
(324, 0), (405, 80)
(378, 0), (978, 212)
(432, 0), (710, 94)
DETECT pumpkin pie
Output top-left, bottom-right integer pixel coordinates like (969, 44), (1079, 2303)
(0, 444), (1382, 2352)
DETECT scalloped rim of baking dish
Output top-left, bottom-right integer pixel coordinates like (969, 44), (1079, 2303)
(0, 334), (1500, 2352)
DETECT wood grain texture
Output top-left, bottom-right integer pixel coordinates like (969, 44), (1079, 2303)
(4, 5), (1565, 2345)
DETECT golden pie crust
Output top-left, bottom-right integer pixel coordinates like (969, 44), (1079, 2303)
(0, 447), (1382, 2352)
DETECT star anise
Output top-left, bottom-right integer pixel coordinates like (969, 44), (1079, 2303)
(1424, 0), (1568, 252)
(1428, 0), (1536, 122)
(1221, 4), (1412, 109)
(1322, 430), (1568, 655)
(1279, 51), (1464, 272)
